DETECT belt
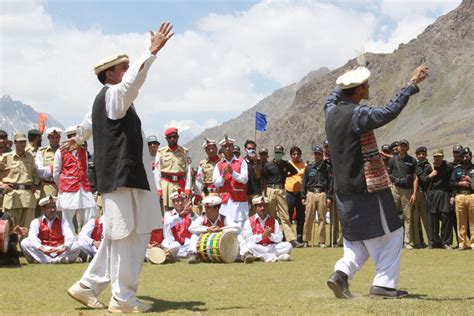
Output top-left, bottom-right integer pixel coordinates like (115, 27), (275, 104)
(458, 190), (473, 195)
(267, 184), (284, 189)
(42, 180), (55, 185)
(161, 172), (185, 182)
(308, 187), (326, 193)
(8, 183), (34, 190)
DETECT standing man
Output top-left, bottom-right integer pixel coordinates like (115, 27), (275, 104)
(426, 149), (453, 249)
(36, 127), (63, 200)
(413, 146), (431, 248)
(285, 146), (306, 244)
(0, 133), (38, 229)
(301, 145), (331, 247)
(258, 148), (269, 165)
(244, 140), (263, 214)
(26, 129), (43, 156)
(449, 144), (463, 246)
(213, 136), (249, 227)
(193, 139), (219, 213)
(154, 127), (192, 213)
(388, 139), (418, 249)
(0, 130), (12, 155)
(262, 145), (302, 248)
(389, 141), (400, 156)
(67, 22), (173, 313)
(323, 140), (342, 247)
(147, 136), (160, 163)
(324, 63), (428, 299)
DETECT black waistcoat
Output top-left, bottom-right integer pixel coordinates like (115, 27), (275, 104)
(92, 86), (150, 193)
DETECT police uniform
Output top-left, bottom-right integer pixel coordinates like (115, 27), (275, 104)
(36, 127), (63, 200)
(301, 146), (331, 247)
(448, 144), (464, 246)
(413, 146), (431, 247)
(26, 129), (43, 156)
(0, 133), (39, 228)
(450, 147), (474, 250)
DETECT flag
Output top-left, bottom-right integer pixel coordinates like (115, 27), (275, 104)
(38, 113), (48, 133)
(255, 112), (267, 131)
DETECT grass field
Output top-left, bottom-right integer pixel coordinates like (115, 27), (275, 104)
(1, 246), (473, 315)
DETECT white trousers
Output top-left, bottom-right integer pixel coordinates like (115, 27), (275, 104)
(21, 239), (81, 264)
(145, 243), (180, 261)
(78, 240), (98, 258)
(62, 206), (96, 233)
(334, 196), (403, 289)
(240, 241), (292, 262)
(79, 232), (148, 305)
(161, 238), (189, 258)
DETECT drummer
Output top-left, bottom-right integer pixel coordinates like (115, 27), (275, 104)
(187, 195), (241, 264)
(161, 190), (196, 259)
(77, 215), (104, 261)
(145, 227), (178, 264)
(240, 196), (293, 263)
(0, 210), (27, 266)
(20, 195), (81, 264)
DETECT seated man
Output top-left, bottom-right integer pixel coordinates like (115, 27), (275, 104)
(0, 210), (28, 267)
(77, 215), (104, 260)
(21, 195), (81, 264)
(161, 190), (196, 259)
(187, 195), (241, 264)
(145, 227), (178, 264)
(240, 196), (292, 263)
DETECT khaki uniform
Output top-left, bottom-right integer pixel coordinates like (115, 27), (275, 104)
(391, 186), (414, 244)
(266, 187), (297, 242)
(193, 158), (218, 214)
(25, 144), (38, 156)
(154, 146), (192, 210)
(36, 145), (58, 199)
(303, 191), (327, 244)
(0, 151), (39, 227)
(455, 193), (474, 248)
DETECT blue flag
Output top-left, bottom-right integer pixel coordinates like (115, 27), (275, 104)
(255, 112), (267, 131)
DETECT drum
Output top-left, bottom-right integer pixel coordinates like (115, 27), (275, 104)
(197, 231), (239, 263)
(0, 219), (10, 254)
(147, 246), (175, 265)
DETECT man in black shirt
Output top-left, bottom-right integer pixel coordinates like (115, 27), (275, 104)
(244, 140), (263, 215)
(323, 140), (342, 247)
(413, 146), (431, 248)
(388, 139), (418, 249)
(259, 148), (269, 165)
(426, 149), (453, 249)
(448, 144), (463, 246)
(262, 145), (302, 248)
(301, 145), (331, 247)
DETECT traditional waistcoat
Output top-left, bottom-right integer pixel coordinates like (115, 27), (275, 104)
(59, 147), (91, 193)
(38, 217), (64, 246)
(171, 213), (192, 245)
(250, 215), (275, 246)
(149, 228), (164, 245)
(91, 217), (103, 241)
(217, 158), (247, 203)
(202, 214), (225, 228)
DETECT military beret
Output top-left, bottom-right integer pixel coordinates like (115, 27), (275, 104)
(399, 139), (409, 146)
(461, 147), (472, 157)
(164, 127), (178, 136)
(259, 148), (269, 154)
(389, 141), (400, 149)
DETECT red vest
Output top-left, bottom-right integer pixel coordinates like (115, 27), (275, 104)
(91, 217), (103, 242)
(217, 158), (247, 203)
(171, 213), (192, 245)
(38, 217), (65, 246)
(149, 228), (164, 246)
(249, 215), (276, 246)
(203, 214), (225, 228)
(59, 147), (91, 193)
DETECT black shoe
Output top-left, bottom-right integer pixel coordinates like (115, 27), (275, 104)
(327, 271), (352, 299)
(370, 286), (408, 299)
(291, 240), (304, 248)
(442, 244), (453, 250)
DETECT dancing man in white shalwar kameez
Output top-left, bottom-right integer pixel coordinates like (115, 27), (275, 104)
(21, 195), (81, 264)
(240, 196), (292, 263)
(67, 22), (173, 313)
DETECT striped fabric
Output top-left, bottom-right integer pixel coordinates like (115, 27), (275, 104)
(360, 131), (390, 193)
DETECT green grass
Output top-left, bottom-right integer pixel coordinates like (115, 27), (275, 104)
(1, 247), (473, 315)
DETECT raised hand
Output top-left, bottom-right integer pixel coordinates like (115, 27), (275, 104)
(149, 22), (174, 55)
(410, 65), (429, 85)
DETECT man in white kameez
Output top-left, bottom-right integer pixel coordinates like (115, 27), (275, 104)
(240, 196), (292, 263)
(78, 215), (104, 260)
(67, 22), (173, 313)
(53, 126), (96, 233)
(21, 195), (81, 264)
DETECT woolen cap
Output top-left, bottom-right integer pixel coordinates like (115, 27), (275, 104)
(14, 133), (27, 141)
(336, 66), (371, 89)
(94, 54), (129, 75)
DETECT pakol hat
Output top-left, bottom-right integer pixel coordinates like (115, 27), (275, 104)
(39, 195), (57, 207)
(65, 126), (78, 136)
(252, 195), (270, 205)
(219, 135), (235, 146)
(336, 66), (371, 89)
(433, 149), (444, 157)
(169, 189), (187, 201)
(14, 133), (27, 141)
(45, 127), (63, 135)
(202, 138), (217, 148)
(201, 196), (222, 206)
(94, 54), (129, 75)
(165, 127), (178, 136)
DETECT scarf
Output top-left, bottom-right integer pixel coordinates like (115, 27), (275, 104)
(360, 131), (390, 193)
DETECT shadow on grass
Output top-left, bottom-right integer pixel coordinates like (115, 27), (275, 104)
(407, 293), (474, 301)
(138, 295), (208, 312)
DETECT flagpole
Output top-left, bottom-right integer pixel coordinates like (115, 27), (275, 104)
(254, 112), (257, 143)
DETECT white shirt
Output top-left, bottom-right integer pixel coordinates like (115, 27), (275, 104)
(27, 215), (76, 249)
(163, 210), (196, 242)
(79, 216), (104, 246)
(35, 149), (55, 181)
(242, 214), (283, 244)
(212, 155), (249, 187)
(188, 214), (241, 235)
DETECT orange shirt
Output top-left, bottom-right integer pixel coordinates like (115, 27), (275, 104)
(285, 160), (306, 192)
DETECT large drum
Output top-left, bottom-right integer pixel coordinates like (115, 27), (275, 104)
(197, 231), (239, 263)
(0, 219), (10, 254)
(147, 246), (175, 265)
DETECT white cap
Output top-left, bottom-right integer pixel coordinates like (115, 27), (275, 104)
(201, 196), (222, 206)
(45, 127), (63, 135)
(218, 135), (235, 146)
(251, 195), (270, 205)
(169, 190), (187, 200)
(336, 66), (371, 89)
(202, 139), (217, 148)
(39, 195), (57, 207)
(94, 54), (129, 75)
(65, 125), (77, 136)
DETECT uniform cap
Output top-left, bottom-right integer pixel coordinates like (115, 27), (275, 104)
(65, 126), (78, 136)
(202, 138), (217, 148)
(322, 140), (329, 147)
(312, 145), (323, 154)
(14, 133), (27, 141)
(147, 135), (160, 144)
(39, 195), (57, 207)
(274, 145), (284, 153)
(233, 145), (241, 153)
(452, 144), (463, 153)
(218, 135), (235, 146)
(415, 146), (427, 154)
(259, 148), (269, 154)
(432, 149), (444, 157)
(0, 130), (7, 137)
(461, 147), (472, 157)
(45, 127), (63, 135)
(251, 195), (270, 205)
(164, 127), (178, 136)
(381, 144), (390, 152)
(399, 139), (409, 146)
(389, 141), (400, 149)
(27, 129), (42, 137)
(201, 196), (222, 206)
(94, 54), (129, 75)
(336, 66), (371, 89)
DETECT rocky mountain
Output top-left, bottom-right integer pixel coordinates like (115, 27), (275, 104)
(186, 0), (473, 162)
(0, 95), (64, 137)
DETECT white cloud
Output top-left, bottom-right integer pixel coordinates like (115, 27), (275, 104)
(0, 0), (461, 130)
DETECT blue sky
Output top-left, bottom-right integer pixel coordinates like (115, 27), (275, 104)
(1, 0), (461, 141)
